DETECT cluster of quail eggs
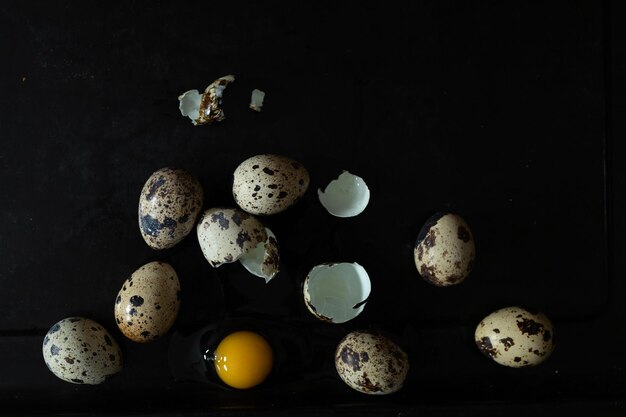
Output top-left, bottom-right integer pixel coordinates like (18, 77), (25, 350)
(42, 75), (554, 394)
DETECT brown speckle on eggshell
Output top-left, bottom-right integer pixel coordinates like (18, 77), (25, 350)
(232, 154), (309, 215)
(414, 212), (475, 286)
(114, 261), (181, 343)
(474, 306), (554, 368)
(138, 167), (203, 250)
(335, 331), (409, 395)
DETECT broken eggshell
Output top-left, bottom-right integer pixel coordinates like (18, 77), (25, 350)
(239, 227), (280, 283)
(178, 75), (235, 125)
(196, 207), (267, 267)
(303, 262), (371, 324)
(249, 89), (265, 112)
(318, 171), (370, 218)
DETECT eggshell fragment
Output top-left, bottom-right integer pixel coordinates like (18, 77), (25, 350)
(197, 207), (267, 267)
(414, 212), (475, 286)
(249, 89), (265, 112)
(178, 75), (235, 125)
(115, 261), (181, 343)
(233, 154), (310, 215)
(138, 167), (203, 250)
(303, 262), (371, 324)
(239, 227), (280, 282)
(475, 306), (554, 368)
(42, 317), (122, 385)
(318, 171), (370, 217)
(335, 331), (409, 395)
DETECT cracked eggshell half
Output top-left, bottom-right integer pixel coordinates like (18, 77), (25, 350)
(475, 306), (555, 368)
(239, 227), (280, 283)
(178, 75), (235, 125)
(335, 330), (409, 395)
(318, 171), (370, 217)
(303, 262), (371, 324)
(197, 208), (267, 267)
(138, 167), (203, 250)
(414, 212), (475, 286)
(233, 154), (310, 215)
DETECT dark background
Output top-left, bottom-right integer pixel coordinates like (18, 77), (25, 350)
(0, 1), (624, 415)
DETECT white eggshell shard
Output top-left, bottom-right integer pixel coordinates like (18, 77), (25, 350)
(249, 89), (265, 112)
(303, 262), (371, 323)
(239, 227), (280, 283)
(318, 171), (370, 217)
(178, 75), (235, 125)
(178, 90), (202, 121)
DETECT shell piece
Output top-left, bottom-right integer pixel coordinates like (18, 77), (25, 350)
(138, 167), (203, 250)
(239, 227), (280, 282)
(114, 261), (181, 343)
(249, 89), (265, 112)
(475, 306), (555, 368)
(197, 207), (267, 267)
(178, 75), (235, 125)
(42, 317), (123, 385)
(318, 171), (370, 217)
(335, 331), (409, 395)
(303, 262), (371, 324)
(232, 154), (310, 215)
(414, 212), (475, 286)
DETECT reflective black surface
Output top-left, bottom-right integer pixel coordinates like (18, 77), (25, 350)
(0, 1), (623, 415)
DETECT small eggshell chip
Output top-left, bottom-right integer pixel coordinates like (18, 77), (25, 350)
(232, 154), (310, 215)
(303, 262), (371, 324)
(239, 227), (280, 282)
(318, 171), (370, 217)
(335, 331), (409, 395)
(414, 212), (475, 286)
(178, 75), (235, 125)
(475, 306), (555, 368)
(42, 317), (122, 385)
(115, 261), (181, 343)
(138, 167), (203, 250)
(249, 89), (265, 112)
(197, 207), (267, 267)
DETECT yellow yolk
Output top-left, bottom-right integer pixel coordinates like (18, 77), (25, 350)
(213, 330), (273, 389)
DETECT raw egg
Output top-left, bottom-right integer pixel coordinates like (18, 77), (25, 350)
(212, 330), (273, 389)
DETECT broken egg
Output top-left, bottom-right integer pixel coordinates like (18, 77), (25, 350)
(138, 167), (203, 250)
(249, 89), (265, 112)
(239, 227), (280, 282)
(318, 171), (370, 217)
(197, 207), (267, 267)
(178, 75), (235, 125)
(475, 306), (554, 368)
(232, 154), (310, 215)
(335, 330), (409, 395)
(414, 212), (475, 286)
(303, 262), (371, 324)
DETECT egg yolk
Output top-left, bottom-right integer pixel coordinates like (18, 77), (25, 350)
(213, 330), (273, 389)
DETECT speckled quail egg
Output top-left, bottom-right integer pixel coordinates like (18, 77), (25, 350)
(232, 154), (310, 215)
(114, 261), (181, 343)
(303, 262), (371, 323)
(138, 167), (203, 250)
(475, 306), (554, 368)
(414, 212), (475, 286)
(42, 317), (122, 385)
(335, 331), (409, 395)
(197, 207), (267, 267)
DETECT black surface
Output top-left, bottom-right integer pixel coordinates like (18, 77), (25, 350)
(0, 1), (623, 415)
